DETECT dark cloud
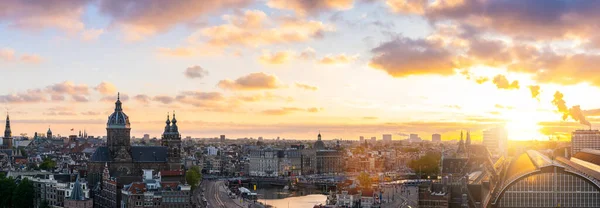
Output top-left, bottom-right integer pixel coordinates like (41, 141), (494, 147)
(369, 37), (460, 77)
(0, 89), (46, 103)
(184, 65), (209, 79)
(492, 74), (519, 90)
(217, 72), (282, 90)
(46, 81), (89, 95)
(153, 95), (175, 104)
(72, 95), (89, 102)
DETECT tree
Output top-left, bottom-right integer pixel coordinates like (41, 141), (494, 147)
(39, 157), (56, 171)
(0, 176), (16, 208)
(12, 178), (34, 208)
(357, 172), (372, 189)
(408, 152), (441, 178)
(40, 200), (50, 208)
(186, 170), (201, 190)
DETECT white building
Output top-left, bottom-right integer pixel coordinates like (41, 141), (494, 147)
(206, 146), (218, 156)
(248, 149), (280, 177)
(571, 129), (600, 155)
(483, 127), (508, 157)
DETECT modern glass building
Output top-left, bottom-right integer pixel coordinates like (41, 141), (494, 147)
(491, 150), (600, 208)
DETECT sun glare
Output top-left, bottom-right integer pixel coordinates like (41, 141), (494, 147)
(504, 110), (547, 141)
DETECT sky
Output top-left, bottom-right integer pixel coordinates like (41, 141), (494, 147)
(1, 0), (600, 141)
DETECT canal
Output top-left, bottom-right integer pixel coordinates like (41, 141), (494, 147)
(256, 187), (327, 208)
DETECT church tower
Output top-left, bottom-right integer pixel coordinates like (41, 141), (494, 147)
(466, 131), (471, 146)
(47, 127), (52, 139)
(161, 112), (181, 170)
(106, 93), (132, 162)
(3, 114), (12, 149)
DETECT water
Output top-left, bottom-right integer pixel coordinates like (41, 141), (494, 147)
(256, 187), (327, 208)
(262, 194), (327, 208)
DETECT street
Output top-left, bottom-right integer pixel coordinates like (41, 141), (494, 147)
(199, 180), (265, 208)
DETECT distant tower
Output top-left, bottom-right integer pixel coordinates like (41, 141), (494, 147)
(3, 114), (12, 149)
(79, 130), (82, 138)
(47, 127), (53, 139)
(457, 131), (465, 156)
(162, 112), (181, 170)
(314, 132), (325, 150)
(106, 93), (132, 162)
(466, 131), (471, 146)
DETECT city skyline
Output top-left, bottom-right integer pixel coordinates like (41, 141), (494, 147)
(2, 1), (600, 140)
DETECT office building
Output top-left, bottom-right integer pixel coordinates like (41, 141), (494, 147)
(432, 134), (441, 142)
(571, 129), (600, 155)
(370, 137), (376, 143)
(483, 127), (507, 156)
(220, 135), (226, 142)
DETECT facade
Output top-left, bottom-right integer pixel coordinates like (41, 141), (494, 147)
(121, 169), (191, 208)
(94, 163), (118, 208)
(279, 149), (302, 176)
(316, 150), (343, 174)
(88, 94), (183, 207)
(432, 134), (441, 142)
(29, 174), (93, 208)
(572, 129), (600, 155)
(491, 150), (600, 208)
(248, 148), (280, 177)
(482, 127), (508, 157)
(206, 146), (218, 156)
(65, 175), (93, 208)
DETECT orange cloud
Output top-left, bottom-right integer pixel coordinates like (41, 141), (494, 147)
(235, 92), (294, 103)
(386, 0), (428, 14)
(529, 85), (541, 99)
(95, 81), (117, 95)
(295, 82), (318, 91)
(319, 54), (358, 65)
(1, 48), (43, 63)
(492, 74), (519, 90)
(267, 0), (354, 15)
(157, 47), (195, 57)
(262, 107), (323, 115)
(259, 50), (295, 65)
(217, 72), (283, 90)
(192, 10), (333, 48)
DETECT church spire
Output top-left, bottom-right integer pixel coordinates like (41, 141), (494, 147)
(170, 111), (178, 133)
(466, 131), (471, 145)
(4, 113), (10, 138)
(115, 92), (123, 112)
(318, 131), (322, 141)
(164, 113), (171, 133)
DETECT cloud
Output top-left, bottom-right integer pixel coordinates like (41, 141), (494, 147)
(369, 37), (460, 77)
(0, 89), (46, 103)
(552, 91), (591, 127)
(362, 117), (378, 120)
(299, 47), (316, 60)
(475, 77), (489, 84)
(318, 54), (358, 65)
(234, 92), (294, 103)
(190, 10), (333, 49)
(267, 0), (354, 15)
(133, 94), (150, 103)
(100, 94), (130, 102)
(386, 0), (428, 14)
(95, 81), (117, 95)
(0, 48), (43, 63)
(259, 50), (295, 65)
(81, 111), (100, 116)
(184, 65), (209, 79)
(153, 95), (175, 104)
(175, 91), (239, 112)
(492, 74), (519, 90)
(80, 28), (104, 41)
(19, 54), (42, 63)
(262, 107), (322, 115)
(72, 95), (89, 102)
(217, 72), (283, 90)
(157, 47), (195, 57)
(529, 85), (541, 99)
(295, 82), (318, 91)
(46, 81), (90, 95)
(97, 0), (253, 41)
(0, 0), (88, 33)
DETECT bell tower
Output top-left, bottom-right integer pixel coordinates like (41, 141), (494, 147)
(162, 111), (181, 170)
(106, 93), (132, 162)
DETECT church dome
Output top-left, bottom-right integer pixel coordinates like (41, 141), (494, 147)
(314, 133), (325, 150)
(107, 93), (130, 129)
